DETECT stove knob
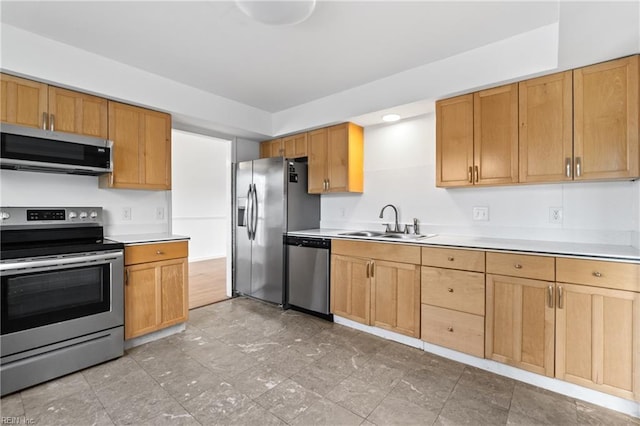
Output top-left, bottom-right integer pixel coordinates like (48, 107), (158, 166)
(1, 211), (10, 220)
(79, 211), (88, 219)
(90, 211), (98, 219)
(68, 211), (78, 220)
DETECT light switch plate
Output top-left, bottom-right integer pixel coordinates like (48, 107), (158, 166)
(473, 206), (489, 221)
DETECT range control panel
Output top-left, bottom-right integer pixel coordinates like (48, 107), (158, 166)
(0, 207), (103, 227)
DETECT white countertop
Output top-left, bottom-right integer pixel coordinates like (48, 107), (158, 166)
(106, 233), (190, 245)
(287, 228), (640, 262)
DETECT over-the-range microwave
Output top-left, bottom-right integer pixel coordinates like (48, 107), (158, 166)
(0, 123), (113, 176)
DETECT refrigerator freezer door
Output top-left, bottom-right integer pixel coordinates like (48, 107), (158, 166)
(235, 161), (253, 297)
(250, 157), (285, 305)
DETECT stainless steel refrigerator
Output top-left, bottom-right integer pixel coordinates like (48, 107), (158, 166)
(234, 157), (320, 305)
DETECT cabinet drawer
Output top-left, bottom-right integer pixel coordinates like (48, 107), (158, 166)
(422, 247), (485, 272)
(421, 267), (485, 315)
(486, 252), (554, 281)
(556, 258), (640, 292)
(331, 239), (420, 264)
(125, 241), (188, 265)
(421, 304), (484, 358)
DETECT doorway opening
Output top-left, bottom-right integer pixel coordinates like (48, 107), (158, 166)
(171, 129), (231, 309)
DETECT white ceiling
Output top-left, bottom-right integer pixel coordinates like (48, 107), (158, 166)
(1, 1), (639, 136)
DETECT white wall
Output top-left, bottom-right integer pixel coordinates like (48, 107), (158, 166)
(321, 114), (640, 247)
(0, 170), (169, 236)
(171, 130), (230, 262)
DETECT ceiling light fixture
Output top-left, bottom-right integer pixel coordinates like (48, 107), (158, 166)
(235, 1), (317, 26)
(382, 114), (401, 122)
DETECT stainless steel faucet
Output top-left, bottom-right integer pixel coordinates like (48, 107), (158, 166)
(379, 204), (401, 233)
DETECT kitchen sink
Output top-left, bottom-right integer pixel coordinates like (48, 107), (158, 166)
(339, 230), (386, 237)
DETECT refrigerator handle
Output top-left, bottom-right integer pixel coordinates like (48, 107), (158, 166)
(246, 185), (253, 239)
(252, 183), (259, 240)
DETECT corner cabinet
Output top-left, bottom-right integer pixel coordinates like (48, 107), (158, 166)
(330, 240), (421, 338)
(100, 101), (172, 190)
(436, 84), (518, 187)
(1, 73), (108, 138)
(124, 241), (189, 340)
(308, 123), (364, 194)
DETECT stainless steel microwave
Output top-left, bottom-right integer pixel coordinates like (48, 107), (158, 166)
(0, 123), (113, 175)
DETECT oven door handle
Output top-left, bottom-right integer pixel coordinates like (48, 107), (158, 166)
(0, 251), (123, 272)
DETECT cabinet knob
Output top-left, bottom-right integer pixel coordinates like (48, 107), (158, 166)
(514, 264), (522, 269)
(447, 257), (454, 262)
(156, 250), (164, 255)
(592, 271), (602, 278)
(447, 327), (454, 332)
(447, 288), (454, 293)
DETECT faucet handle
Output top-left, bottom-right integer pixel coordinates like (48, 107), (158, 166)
(383, 223), (392, 232)
(404, 224), (412, 234)
(413, 218), (420, 234)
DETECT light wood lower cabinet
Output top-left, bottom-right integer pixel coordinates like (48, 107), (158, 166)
(556, 282), (640, 401)
(330, 240), (421, 337)
(485, 274), (555, 377)
(124, 241), (189, 339)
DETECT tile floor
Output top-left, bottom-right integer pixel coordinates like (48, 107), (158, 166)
(1, 297), (638, 425)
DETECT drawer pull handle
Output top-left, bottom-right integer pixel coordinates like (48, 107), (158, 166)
(514, 264), (522, 269)
(447, 257), (454, 261)
(447, 288), (454, 293)
(156, 250), (164, 255)
(592, 271), (602, 278)
(447, 327), (454, 332)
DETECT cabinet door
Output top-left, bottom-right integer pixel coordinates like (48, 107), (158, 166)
(259, 141), (270, 158)
(555, 283), (639, 400)
(519, 71), (573, 183)
(485, 274), (555, 377)
(327, 123), (350, 192)
(436, 94), (474, 187)
(474, 84), (519, 185)
(283, 133), (307, 158)
(160, 258), (188, 327)
(0, 74), (48, 129)
(574, 55), (639, 180)
(125, 263), (160, 339)
(371, 260), (421, 338)
(307, 128), (328, 193)
(142, 109), (172, 189)
(48, 87), (108, 138)
(269, 139), (283, 157)
(106, 101), (142, 187)
(330, 254), (371, 325)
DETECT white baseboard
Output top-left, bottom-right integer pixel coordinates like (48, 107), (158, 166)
(188, 255), (226, 263)
(333, 316), (640, 419)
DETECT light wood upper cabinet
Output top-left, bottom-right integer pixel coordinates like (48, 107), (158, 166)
(436, 84), (518, 187)
(555, 283), (639, 400)
(124, 241), (189, 340)
(48, 86), (108, 138)
(308, 123), (363, 194)
(283, 133), (307, 158)
(435, 94), (474, 187)
(519, 71), (573, 183)
(574, 55), (639, 180)
(100, 101), (171, 190)
(474, 83), (519, 185)
(1, 74), (48, 129)
(259, 138), (283, 159)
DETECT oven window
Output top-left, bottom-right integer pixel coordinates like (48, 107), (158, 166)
(1, 264), (111, 335)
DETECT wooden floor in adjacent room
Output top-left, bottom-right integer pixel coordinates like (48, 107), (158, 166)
(188, 257), (229, 309)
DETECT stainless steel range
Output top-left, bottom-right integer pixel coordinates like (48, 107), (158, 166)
(0, 207), (124, 396)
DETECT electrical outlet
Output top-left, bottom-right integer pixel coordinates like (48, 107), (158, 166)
(156, 207), (165, 220)
(473, 206), (489, 221)
(122, 207), (132, 221)
(549, 207), (563, 224)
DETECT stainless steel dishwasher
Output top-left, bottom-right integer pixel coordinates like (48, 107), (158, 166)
(285, 235), (332, 321)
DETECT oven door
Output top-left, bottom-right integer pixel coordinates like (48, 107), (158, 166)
(0, 250), (124, 358)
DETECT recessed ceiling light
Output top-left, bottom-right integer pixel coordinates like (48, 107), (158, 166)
(382, 114), (400, 122)
(235, 0), (316, 26)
